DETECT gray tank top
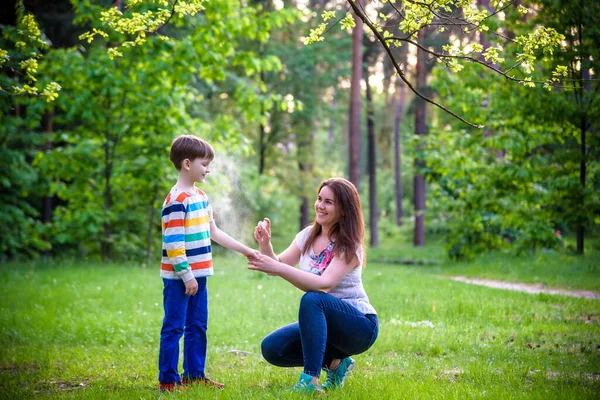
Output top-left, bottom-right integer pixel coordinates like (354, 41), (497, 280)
(294, 227), (377, 315)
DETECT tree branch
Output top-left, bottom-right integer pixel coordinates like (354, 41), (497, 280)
(347, 0), (483, 128)
(147, 0), (179, 35)
(386, 36), (592, 89)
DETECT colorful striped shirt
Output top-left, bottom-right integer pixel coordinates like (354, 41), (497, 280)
(161, 186), (214, 281)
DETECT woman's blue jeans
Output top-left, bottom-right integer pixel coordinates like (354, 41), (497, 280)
(261, 291), (379, 377)
(158, 277), (208, 383)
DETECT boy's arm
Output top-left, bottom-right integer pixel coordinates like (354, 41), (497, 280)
(210, 221), (256, 257)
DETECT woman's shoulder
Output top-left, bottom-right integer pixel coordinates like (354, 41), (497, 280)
(294, 225), (314, 248)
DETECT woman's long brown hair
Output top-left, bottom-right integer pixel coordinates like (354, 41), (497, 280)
(302, 178), (366, 267)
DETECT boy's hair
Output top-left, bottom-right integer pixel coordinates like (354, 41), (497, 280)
(169, 135), (215, 171)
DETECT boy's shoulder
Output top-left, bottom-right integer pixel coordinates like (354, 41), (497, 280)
(194, 187), (207, 197)
(163, 186), (207, 207)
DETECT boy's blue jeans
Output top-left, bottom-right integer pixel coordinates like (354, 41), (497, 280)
(261, 291), (379, 376)
(158, 277), (208, 383)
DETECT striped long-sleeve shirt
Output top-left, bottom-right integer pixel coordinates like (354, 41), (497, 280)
(161, 186), (214, 281)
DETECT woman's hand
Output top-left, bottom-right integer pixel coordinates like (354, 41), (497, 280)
(247, 253), (280, 276)
(254, 218), (271, 244)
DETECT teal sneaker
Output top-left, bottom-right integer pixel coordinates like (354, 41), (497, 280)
(292, 372), (321, 393)
(322, 357), (355, 390)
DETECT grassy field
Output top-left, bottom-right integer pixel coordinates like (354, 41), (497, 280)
(1, 241), (599, 399)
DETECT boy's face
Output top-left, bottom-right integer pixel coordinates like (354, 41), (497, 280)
(184, 157), (211, 183)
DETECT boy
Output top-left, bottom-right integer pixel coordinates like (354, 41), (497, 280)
(159, 135), (258, 391)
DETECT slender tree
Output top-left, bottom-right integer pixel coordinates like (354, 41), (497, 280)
(348, 0), (363, 190)
(365, 67), (379, 247)
(394, 78), (406, 226)
(413, 30), (427, 247)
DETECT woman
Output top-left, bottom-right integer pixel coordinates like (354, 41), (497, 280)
(248, 178), (378, 393)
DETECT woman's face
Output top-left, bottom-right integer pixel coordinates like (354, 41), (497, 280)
(315, 186), (342, 227)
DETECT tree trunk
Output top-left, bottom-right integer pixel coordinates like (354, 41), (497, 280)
(258, 71), (266, 175)
(478, 0), (492, 140)
(378, 57), (395, 170)
(328, 96), (337, 153)
(259, 117), (266, 174)
(102, 133), (113, 261)
(348, 0), (363, 190)
(577, 112), (586, 254)
(300, 196), (309, 230)
(145, 192), (158, 266)
(298, 130), (313, 230)
(42, 111), (53, 224)
(365, 71), (379, 247)
(394, 78), (406, 226)
(99, 0), (124, 261)
(413, 30), (427, 247)
(577, 63), (590, 254)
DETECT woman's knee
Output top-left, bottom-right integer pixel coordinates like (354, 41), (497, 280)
(300, 291), (327, 310)
(261, 335), (278, 364)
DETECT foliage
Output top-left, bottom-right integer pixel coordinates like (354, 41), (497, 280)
(426, 122), (566, 258)
(425, 0), (600, 259)
(1, 0), (597, 262)
(0, 1), (62, 101)
(0, 0), (303, 260)
(255, 14), (352, 204)
(0, 5), (54, 259)
(0, 115), (50, 259)
(306, 1), (571, 128)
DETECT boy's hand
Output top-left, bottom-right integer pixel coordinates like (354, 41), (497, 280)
(254, 218), (271, 244)
(184, 278), (198, 296)
(245, 249), (262, 261)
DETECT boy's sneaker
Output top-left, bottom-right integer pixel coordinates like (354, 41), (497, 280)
(182, 376), (225, 389)
(158, 382), (187, 392)
(322, 357), (355, 390)
(292, 372), (322, 394)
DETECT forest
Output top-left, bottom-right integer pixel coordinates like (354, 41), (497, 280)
(1, 2), (599, 399)
(1, 0), (598, 262)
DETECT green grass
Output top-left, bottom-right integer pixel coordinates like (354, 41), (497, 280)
(1, 245), (599, 399)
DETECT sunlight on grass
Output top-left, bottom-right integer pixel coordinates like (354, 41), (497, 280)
(0, 250), (599, 399)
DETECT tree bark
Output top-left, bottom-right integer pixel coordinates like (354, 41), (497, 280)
(413, 30), (427, 247)
(102, 131), (113, 261)
(378, 57), (395, 170)
(478, 0), (492, 139)
(328, 96), (337, 153)
(99, 0), (124, 261)
(258, 71), (266, 175)
(259, 114), (266, 174)
(577, 111), (586, 254)
(42, 111), (53, 224)
(394, 78), (406, 226)
(300, 196), (309, 230)
(348, 0), (363, 190)
(365, 71), (379, 247)
(298, 132), (313, 230)
(577, 62), (589, 254)
(145, 192), (157, 266)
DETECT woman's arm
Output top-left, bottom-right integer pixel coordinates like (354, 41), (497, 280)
(247, 254), (355, 293)
(254, 218), (301, 266)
